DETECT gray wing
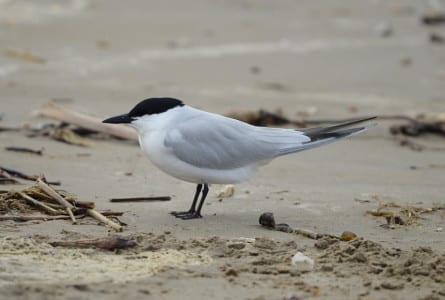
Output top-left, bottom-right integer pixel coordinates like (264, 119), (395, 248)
(164, 113), (310, 170)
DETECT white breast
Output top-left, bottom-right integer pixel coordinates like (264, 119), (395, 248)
(133, 107), (258, 184)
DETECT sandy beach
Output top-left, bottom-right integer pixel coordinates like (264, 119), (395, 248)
(1, 1), (445, 299)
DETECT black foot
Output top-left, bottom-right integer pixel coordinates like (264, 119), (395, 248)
(170, 210), (202, 219)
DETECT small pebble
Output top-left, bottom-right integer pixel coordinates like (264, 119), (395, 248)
(314, 240), (329, 250)
(340, 231), (358, 241)
(291, 252), (314, 271)
(374, 21), (393, 37)
(381, 282), (404, 290)
(259, 212), (275, 228)
(430, 33), (445, 44)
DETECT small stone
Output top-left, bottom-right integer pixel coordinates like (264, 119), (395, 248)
(250, 66), (261, 74)
(72, 284), (90, 291)
(291, 252), (314, 271)
(381, 282), (404, 290)
(350, 252), (368, 263)
(431, 33), (445, 44)
(215, 184), (235, 198)
(259, 212), (275, 228)
(138, 289), (151, 295)
(226, 242), (246, 250)
(314, 240), (329, 250)
(400, 56), (412, 66)
(340, 231), (358, 241)
(225, 268), (238, 277)
(321, 265), (333, 272)
(374, 21), (393, 37)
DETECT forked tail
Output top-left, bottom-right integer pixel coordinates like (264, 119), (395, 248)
(278, 116), (377, 155)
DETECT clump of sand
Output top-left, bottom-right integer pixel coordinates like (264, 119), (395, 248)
(0, 236), (212, 287)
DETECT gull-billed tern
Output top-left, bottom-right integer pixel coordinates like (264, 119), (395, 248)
(103, 97), (376, 219)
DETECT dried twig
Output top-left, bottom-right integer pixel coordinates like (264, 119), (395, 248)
(49, 237), (137, 250)
(110, 196), (171, 202)
(0, 126), (23, 132)
(17, 191), (60, 215)
(0, 166), (60, 185)
(72, 208), (124, 216)
(37, 102), (138, 141)
(87, 209), (123, 231)
(293, 228), (325, 240)
(36, 177), (76, 224)
(0, 178), (21, 184)
(5, 147), (43, 155)
(0, 215), (82, 222)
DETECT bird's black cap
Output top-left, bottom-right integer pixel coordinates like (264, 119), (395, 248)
(102, 97), (184, 124)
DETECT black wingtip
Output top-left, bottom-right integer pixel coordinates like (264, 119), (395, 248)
(302, 116), (377, 141)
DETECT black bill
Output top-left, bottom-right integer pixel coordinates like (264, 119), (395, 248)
(102, 114), (133, 124)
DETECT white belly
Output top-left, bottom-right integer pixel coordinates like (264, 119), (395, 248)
(138, 132), (257, 184)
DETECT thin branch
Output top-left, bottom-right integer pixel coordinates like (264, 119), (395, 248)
(17, 191), (60, 215)
(110, 196), (171, 202)
(36, 177), (76, 224)
(87, 209), (123, 231)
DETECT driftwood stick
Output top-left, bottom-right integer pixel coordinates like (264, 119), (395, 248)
(0, 215), (85, 222)
(292, 228), (338, 240)
(72, 208), (124, 216)
(87, 209), (123, 231)
(36, 177), (76, 224)
(66, 208), (76, 224)
(36, 178), (73, 209)
(0, 166), (60, 185)
(110, 196), (171, 202)
(5, 147), (43, 156)
(293, 228), (323, 240)
(37, 102), (138, 141)
(49, 237), (136, 250)
(17, 191), (60, 215)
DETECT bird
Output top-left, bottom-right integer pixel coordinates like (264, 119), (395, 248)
(103, 97), (376, 220)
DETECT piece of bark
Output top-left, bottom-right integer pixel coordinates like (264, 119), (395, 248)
(37, 102), (138, 141)
(87, 209), (123, 231)
(49, 237), (136, 250)
(110, 196), (171, 202)
(71, 200), (95, 209)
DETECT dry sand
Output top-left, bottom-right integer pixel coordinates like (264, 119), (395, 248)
(1, 1), (445, 299)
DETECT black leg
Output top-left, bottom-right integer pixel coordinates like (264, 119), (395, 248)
(170, 184), (202, 217)
(180, 184), (209, 220)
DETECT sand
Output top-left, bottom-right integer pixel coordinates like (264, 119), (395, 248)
(1, 0), (445, 299)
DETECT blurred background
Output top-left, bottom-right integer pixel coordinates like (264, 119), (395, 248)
(1, 0), (445, 121)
